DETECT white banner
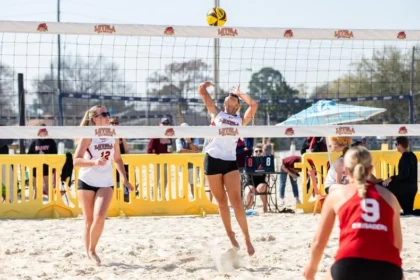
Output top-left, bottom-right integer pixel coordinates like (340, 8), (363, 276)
(0, 20), (418, 41)
(0, 125), (417, 139)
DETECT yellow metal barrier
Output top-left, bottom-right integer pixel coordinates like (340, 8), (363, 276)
(296, 151), (420, 213)
(0, 154), (218, 219)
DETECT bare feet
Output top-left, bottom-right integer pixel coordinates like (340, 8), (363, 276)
(88, 251), (101, 266)
(245, 239), (255, 256)
(227, 232), (240, 250)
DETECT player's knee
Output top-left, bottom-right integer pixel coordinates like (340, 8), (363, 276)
(85, 216), (94, 228)
(94, 211), (108, 222)
(230, 197), (243, 209)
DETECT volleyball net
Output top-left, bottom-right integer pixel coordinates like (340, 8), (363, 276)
(0, 20), (419, 129)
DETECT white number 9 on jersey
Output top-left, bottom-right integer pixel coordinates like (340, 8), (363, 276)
(360, 198), (380, 223)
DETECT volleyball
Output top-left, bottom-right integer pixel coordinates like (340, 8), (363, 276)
(206, 7), (227, 26)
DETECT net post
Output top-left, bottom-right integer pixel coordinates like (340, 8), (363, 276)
(410, 46), (416, 124)
(17, 73), (25, 154)
(58, 89), (63, 126)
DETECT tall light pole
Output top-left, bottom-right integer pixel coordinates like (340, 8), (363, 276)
(213, 0), (220, 101)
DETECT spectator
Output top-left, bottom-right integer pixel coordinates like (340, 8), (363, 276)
(243, 144), (268, 212)
(146, 117), (173, 198)
(324, 136), (352, 194)
(236, 138), (247, 173)
(176, 123), (199, 197)
(110, 117), (130, 201)
(279, 155), (302, 205)
(263, 138), (273, 156)
(301, 137), (328, 155)
(27, 124), (58, 197)
(244, 138), (254, 156)
(383, 136), (418, 215)
(146, 117), (173, 154)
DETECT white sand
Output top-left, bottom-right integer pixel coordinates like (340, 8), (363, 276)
(1, 199), (419, 280)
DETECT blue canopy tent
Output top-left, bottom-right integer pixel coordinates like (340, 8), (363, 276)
(276, 100), (386, 126)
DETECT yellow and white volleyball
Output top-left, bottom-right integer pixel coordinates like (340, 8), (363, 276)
(206, 7), (227, 26)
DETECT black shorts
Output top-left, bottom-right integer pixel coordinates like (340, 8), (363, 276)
(78, 180), (113, 193)
(331, 258), (403, 280)
(204, 154), (238, 175)
(245, 174), (267, 187)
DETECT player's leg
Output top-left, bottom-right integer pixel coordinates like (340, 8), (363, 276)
(206, 173), (240, 248)
(89, 186), (114, 265)
(77, 185), (96, 258)
(224, 170), (255, 256)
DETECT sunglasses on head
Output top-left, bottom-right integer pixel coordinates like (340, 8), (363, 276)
(229, 93), (239, 99)
(254, 149), (263, 153)
(110, 121), (119, 125)
(95, 112), (110, 118)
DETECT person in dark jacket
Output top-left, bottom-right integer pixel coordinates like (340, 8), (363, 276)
(27, 124), (57, 197)
(146, 117), (173, 199)
(383, 136), (418, 215)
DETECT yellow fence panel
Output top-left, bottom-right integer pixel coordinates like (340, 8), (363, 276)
(296, 151), (420, 213)
(0, 154), (218, 219)
(0, 155), (79, 219)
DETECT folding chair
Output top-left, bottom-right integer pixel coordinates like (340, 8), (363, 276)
(308, 169), (327, 215)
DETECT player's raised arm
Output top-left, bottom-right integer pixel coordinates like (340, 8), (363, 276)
(198, 81), (220, 120)
(231, 86), (258, 126)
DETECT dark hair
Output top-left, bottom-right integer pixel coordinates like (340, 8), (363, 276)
(396, 136), (409, 149)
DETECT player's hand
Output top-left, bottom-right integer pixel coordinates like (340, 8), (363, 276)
(198, 81), (214, 89)
(303, 264), (317, 280)
(291, 173), (298, 180)
(231, 85), (245, 96)
(124, 181), (134, 191)
(95, 158), (107, 166)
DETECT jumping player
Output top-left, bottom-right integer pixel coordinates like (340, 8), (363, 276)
(304, 146), (403, 280)
(74, 105), (134, 266)
(199, 81), (258, 256)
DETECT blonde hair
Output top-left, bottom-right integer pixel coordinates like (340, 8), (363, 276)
(75, 105), (104, 145)
(79, 105), (103, 127)
(329, 136), (352, 146)
(343, 146), (372, 201)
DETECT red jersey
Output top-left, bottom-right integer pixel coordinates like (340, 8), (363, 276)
(335, 182), (402, 267)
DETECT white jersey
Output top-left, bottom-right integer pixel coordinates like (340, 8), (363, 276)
(325, 157), (347, 189)
(78, 138), (115, 187)
(204, 111), (242, 161)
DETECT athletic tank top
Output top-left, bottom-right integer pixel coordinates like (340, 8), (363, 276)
(325, 157), (347, 189)
(78, 138), (115, 187)
(335, 182), (402, 267)
(204, 111), (242, 161)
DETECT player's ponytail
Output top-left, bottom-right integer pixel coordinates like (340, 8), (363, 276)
(75, 105), (102, 145)
(353, 163), (367, 200)
(344, 146), (372, 205)
(79, 110), (91, 126)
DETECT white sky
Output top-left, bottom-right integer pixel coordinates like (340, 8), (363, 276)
(1, 0), (419, 101)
